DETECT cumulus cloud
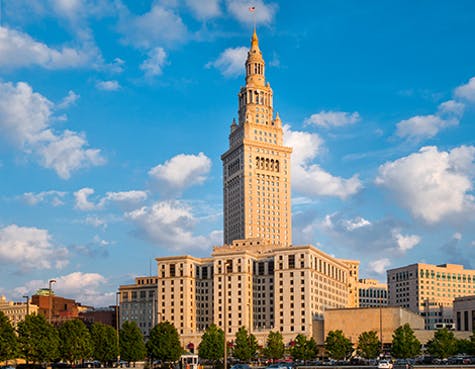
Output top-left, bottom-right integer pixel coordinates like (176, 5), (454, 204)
(84, 215), (107, 228)
(376, 145), (475, 223)
(74, 188), (97, 210)
(206, 47), (248, 77)
(0, 26), (102, 70)
(304, 111), (361, 128)
(149, 152), (211, 195)
(125, 200), (215, 250)
(22, 190), (67, 206)
(226, 0), (277, 25)
(369, 258), (390, 275)
(74, 188), (148, 211)
(0, 81), (105, 178)
(283, 125), (362, 199)
(0, 225), (69, 271)
(396, 99), (465, 142)
(140, 47), (167, 77)
(57, 90), (80, 109)
(454, 76), (475, 102)
(343, 216), (371, 231)
(96, 80), (120, 91)
(117, 3), (188, 49)
(393, 231), (421, 252)
(185, 0), (221, 19)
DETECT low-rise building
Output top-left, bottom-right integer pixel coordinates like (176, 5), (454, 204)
(0, 295), (38, 327)
(453, 295), (475, 332)
(31, 289), (80, 324)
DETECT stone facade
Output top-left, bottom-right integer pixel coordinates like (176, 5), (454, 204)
(453, 295), (475, 332)
(358, 278), (388, 307)
(0, 295), (38, 328)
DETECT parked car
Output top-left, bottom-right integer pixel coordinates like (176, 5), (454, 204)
(393, 359), (413, 369)
(377, 360), (393, 369)
(231, 365), (250, 369)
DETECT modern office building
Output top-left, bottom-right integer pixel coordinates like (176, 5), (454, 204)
(0, 295), (38, 328)
(387, 263), (475, 329)
(148, 30), (359, 349)
(358, 278), (388, 307)
(453, 295), (475, 332)
(119, 276), (158, 337)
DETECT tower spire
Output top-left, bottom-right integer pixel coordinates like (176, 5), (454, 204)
(245, 29), (265, 86)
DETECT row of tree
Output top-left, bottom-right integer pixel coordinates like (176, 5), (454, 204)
(2, 311), (475, 365)
(324, 324), (475, 360)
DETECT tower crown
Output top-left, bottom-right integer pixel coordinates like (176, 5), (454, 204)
(245, 29), (265, 86)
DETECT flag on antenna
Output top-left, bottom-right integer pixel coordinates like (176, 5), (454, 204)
(249, 6), (256, 12)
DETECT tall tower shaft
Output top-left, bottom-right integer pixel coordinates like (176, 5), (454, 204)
(221, 30), (292, 247)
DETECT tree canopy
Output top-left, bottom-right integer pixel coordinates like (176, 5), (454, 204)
(147, 321), (183, 363)
(356, 331), (381, 359)
(0, 311), (17, 362)
(391, 324), (421, 359)
(426, 328), (458, 359)
(17, 314), (60, 363)
(198, 324), (224, 362)
(291, 334), (318, 361)
(58, 319), (92, 363)
(233, 326), (258, 362)
(90, 322), (119, 364)
(263, 331), (285, 361)
(324, 330), (353, 360)
(119, 321), (146, 363)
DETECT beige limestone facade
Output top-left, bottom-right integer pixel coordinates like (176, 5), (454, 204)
(387, 263), (475, 330)
(221, 30), (292, 247)
(0, 295), (38, 328)
(358, 278), (388, 307)
(453, 295), (475, 332)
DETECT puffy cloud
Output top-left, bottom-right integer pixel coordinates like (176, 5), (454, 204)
(96, 80), (120, 91)
(185, 0), (221, 19)
(57, 90), (80, 109)
(454, 76), (475, 102)
(149, 152), (211, 194)
(22, 190), (67, 206)
(125, 200), (215, 250)
(74, 188), (97, 210)
(74, 188), (148, 211)
(393, 231), (421, 252)
(206, 47), (248, 77)
(343, 217), (371, 231)
(84, 216), (107, 228)
(0, 81), (105, 178)
(226, 0), (277, 25)
(369, 258), (390, 275)
(283, 125), (362, 199)
(304, 111), (361, 128)
(140, 47), (167, 77)
(0, 225), (69, 271)
(117, 4), (188, 49)
(0, 26), (101, 70)
(376, 145), (475, 223)
(396, 99), (464, 142)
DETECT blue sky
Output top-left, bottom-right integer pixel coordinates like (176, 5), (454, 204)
(1, 0), (474, 307)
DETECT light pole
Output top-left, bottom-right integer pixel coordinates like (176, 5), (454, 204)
(116, 291), (121, 366)
(379, 292), (383, 356)
(48, 279), (56, 324)
(23, 295), (29, 316)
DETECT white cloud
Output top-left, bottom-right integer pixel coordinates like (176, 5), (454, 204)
(393, 231), (421, 252)
(57, 90), (80, 109)
(226, 0), (277, 25)
(206, 47), (248, 77)
(343, 217), (371, 231)
(453, 232), (462, 241)
(396, 99), (464, 141)
(0, 81), (105, 178)
(304, 111), (361, 128)
(0, 225), (69, 271)
(96, 80), (120, 91)
(140, 47), (167, 77)
(0, 26), (101, 70)
(117, 4), (188, 49)
(99, 190), (148, 208)
(283, 125), (362, 199)
(454, 76), (475, 102)
(185, 0), (221, 19)
(22, 190), (67, 206)
(369, 258), (390, 275)
(125, 200), (214, 250)
(376, 145), (475, 223)
(74, 188), (97, 210)
(84, 216), (107, 228)
(149, 152), (211, 194)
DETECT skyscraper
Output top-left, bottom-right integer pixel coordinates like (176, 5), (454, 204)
(222, 30), (292, 246)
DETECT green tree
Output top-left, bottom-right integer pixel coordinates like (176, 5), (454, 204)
(426, 328), (457, 358)
(147, 321), (182, 363)
(233, 326), (258, 362)
(17, 314), (60, 363)
(90, 322), (119, 365)
(120, 321), (146, 363)
(0, 311), (17, 363)
(356, 331), (381, 359)
(58, 319), (92, 364)
(263, 331), (285, 361)
(198, 324), (224, 363)
(391, 324), (421, 359)
(324, 330), (353, 360)
(291, 334), (318, 361)
(456, 338), (473, 355)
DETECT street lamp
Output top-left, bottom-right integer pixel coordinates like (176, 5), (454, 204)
(116, 291), (121, 366)
(48, 279), (56, 324)
(23, 295), (29, 316)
